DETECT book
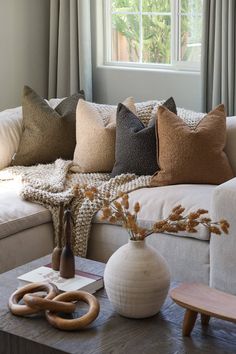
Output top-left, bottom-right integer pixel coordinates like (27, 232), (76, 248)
(17, 264), (103, 294)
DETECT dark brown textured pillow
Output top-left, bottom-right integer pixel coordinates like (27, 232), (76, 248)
(111, 97), (177, 177)
(151, 104), (234, 186)
(12, 86), (84, 166)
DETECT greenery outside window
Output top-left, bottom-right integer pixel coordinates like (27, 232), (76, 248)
(104, 0), (203, 71)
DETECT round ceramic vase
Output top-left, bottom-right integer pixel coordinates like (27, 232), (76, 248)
(104, 239), (171, 319)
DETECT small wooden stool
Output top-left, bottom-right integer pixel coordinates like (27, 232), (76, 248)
(170, 283), (236, 336)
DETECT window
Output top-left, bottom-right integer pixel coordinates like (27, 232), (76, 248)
(104, 0), (203, 70)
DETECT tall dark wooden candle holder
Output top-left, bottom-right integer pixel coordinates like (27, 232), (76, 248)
(59, 209), (75, 279)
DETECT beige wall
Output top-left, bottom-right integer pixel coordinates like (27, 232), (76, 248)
(0, 0), (50, 110)
(93, 66), (201, 112)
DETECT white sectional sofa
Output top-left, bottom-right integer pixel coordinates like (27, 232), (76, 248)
(1, 105), (236, 295)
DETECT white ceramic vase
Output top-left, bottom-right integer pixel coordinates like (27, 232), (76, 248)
(104, 239), (171, 319)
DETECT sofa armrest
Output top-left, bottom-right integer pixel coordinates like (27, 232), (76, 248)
(210, 177), (236, 294)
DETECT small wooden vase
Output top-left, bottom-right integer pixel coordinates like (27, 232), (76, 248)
(51, 246), (62, 271)
(51, 204), (64, 271)
(59, 209), (75, 279)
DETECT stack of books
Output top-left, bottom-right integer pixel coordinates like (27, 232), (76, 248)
(18, 264), (103, 294)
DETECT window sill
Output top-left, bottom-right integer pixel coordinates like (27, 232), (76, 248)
(97, 63), (201, 76)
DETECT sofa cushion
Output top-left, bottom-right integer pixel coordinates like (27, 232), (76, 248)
(0, 106), (23, 170)
(94, 184), (216, 241)
(111, 97), (177, 177)
(0, 98), (67, 171)
(176, 107), (205, 129)
(0, 180), (51, 240)
(134, 100), (160, 126)
(12, 86), (84, 166)
(111, 103), (158, 176)
(72, 97), (136, 173)
(225, 116), (236, 176)
(151, 104), (234, 186)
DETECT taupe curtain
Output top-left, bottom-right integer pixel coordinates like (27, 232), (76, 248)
(201, 0), (236, 115)
(48, 0), (92, 100)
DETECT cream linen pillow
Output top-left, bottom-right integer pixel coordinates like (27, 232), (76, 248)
(72, 98), (136, 173)
(0, 106), (23, 170)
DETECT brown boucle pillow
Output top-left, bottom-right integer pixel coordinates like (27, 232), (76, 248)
(151, 104), (234, 186)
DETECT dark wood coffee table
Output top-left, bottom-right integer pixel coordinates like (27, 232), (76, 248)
(1, 255), (236, 354)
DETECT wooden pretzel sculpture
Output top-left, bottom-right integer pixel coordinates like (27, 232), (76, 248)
(45, 291), (100, 331)
(9, 282), (59, 316)
(8, 282), (100, 331)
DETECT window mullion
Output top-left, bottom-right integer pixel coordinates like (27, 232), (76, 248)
(171, 0), (179, 65)
(177, 0), (181, 62)
(106, 0), (112, 62)
(139, 0), (143, 63)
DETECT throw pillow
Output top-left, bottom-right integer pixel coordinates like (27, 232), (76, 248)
(0, 106), (23, 170)
(12, 86), (84, 166)
(225, 116), (236, 176)
(151, 104), (234, 186)
(72, 97), (136, 173)
(176, 107), (205, 129)
(111, 97), (177, 177)
(135, 100), (162, 126)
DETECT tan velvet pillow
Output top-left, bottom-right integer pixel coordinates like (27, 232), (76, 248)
(72, 98), (136, 173)
(151, 104), (234, 186)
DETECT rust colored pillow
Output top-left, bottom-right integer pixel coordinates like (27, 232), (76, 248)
(151, 104), (234, 186)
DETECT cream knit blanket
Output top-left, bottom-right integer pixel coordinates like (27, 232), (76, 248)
(1, 160), (151, 256)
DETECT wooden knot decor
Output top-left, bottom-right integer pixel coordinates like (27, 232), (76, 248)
(45, 291), (100, 330)
(8, 282), (59, 316)
(8, 282), (100, 331)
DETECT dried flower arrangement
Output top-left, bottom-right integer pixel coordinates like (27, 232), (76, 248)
(73, 185), (230, 241)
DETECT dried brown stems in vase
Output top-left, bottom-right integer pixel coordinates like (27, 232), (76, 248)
(73, 185), (230, 241)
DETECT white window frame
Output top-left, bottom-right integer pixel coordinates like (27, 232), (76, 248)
(103, 0), (202, 72)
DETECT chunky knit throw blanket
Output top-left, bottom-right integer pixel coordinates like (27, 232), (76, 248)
(1, 159), (151, 256)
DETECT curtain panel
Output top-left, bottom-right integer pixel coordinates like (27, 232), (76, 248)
(201, 0), (236, 115)
(48, 0), (92, 101)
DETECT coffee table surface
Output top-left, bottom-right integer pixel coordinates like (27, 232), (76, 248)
(1, 255), (236, 354)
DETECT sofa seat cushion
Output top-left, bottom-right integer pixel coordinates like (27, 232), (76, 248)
(0, 180), (51, 240)
(94, 184), (216, 241)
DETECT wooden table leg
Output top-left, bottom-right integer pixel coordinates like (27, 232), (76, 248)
(201, 314), (210, 326)
(182, 309), (198, 336)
